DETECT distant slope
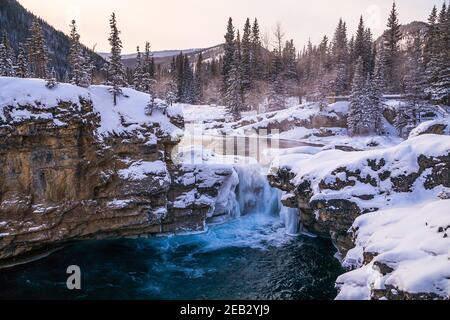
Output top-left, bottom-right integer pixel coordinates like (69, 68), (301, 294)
(0, 0), (105, 78)
(375, 21), (429, 49)
(101, 44), (225, 69)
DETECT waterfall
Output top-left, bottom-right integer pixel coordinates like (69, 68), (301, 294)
(213, 162), (308, 238)
(233, 164), (280, 217)
(280, 206), (300, 236)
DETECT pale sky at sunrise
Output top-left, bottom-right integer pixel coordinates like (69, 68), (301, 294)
(18, 0), (447, 53)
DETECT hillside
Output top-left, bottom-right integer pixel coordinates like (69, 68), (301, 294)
(0, 0), (105, 78)
(100, 44), (225, 69)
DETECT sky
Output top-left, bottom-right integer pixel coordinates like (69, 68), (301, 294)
(18, 0), (447, 53)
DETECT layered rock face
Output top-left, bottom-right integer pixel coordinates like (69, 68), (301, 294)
(0, 78), (236, 263)
(268, 134), (450, 299)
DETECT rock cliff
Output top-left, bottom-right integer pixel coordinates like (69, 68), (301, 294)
(0, 78), (236, 264)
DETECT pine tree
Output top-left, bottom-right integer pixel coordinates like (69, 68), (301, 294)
(141, 42), (154, 94)
(354, 16), (366, 63)
(107, 13), (127, 105)
(80, 51), (94, 87)
(225, 47), (244, 120)
(0, 33), (15, 76)
(182, 55), (194, 103)
(165, 79), (178, 106)
(15, 43), (29, 78)
(251, 18), (263, 80)
(430, 3), (450, 105)
(27, 19), (49, 79)
(133, 46), (144, 91)
(46, 68), (58, 89)
(348, 58), (366, 135)
(194, 52), (204, 104)
(222, 18), (236, 94)
(241, 18), (253, 91)
(384, 1), (402, 92)
(68, 20), (84, 86)
(331, 19), (349, 95)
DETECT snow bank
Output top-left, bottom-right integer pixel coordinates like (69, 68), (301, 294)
(337, 199), (450, 300)
(409, 117), (450, 138)
(0, 77), (182, 140)
(272, 134), (450, 212)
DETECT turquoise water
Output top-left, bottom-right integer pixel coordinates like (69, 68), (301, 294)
(0, 211), (342, 300)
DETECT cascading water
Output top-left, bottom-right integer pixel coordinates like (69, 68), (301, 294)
(227, 163), (302, 238)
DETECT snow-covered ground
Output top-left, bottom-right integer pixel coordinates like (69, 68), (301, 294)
(0, 77), (183, 141)
(337, 199), (450, 300)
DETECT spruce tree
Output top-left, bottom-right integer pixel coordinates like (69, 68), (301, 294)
(241, 18), (253, 91)
(348, 58), (366, 135)
(80, 51), (94, 87)
(182, 55), (194, 103)
(225, 48), (244, 120)
(15, 44), (29, 78)
(194, 52), (204, 104)
(331, 19), (349, 95)
(46, 68), (58, 89)
(384, 2), (402, 92)
(222, 18), (236, 94)
(133, 46), (144, 91)
(251, 18), (263, 80)
(431, 3), (450, 105)
(27, 19), (49, 79)
(107, 13), (127, 105)
(68, 20), (84, 86)
(142, 42), (154, 94)
(0, 33), (15, 77)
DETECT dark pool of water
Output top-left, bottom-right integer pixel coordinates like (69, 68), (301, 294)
(0, 213), (343, 300)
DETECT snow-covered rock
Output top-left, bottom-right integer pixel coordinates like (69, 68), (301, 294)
(409, 117), (450, 138)
(268, 133), (450, 300)
(337, 199), (450, 300)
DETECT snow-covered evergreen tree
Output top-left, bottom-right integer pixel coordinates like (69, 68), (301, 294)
(0, 34), (15, 76)
(222, 18), (236, 95)
(384, 2), (402, 92)
(348, 58), (366, 135)
(331, 19), (349, 95)
(45, 68), (58, 89)
(165, 79), (178, 106)
(225, 48), (244, 120)
(15, 44), (29, 78)
(430, 3), (450, 105)
(193, 52), (204, 104)
(141, 42), (155, 94)
(133, 46), (144, 91)
(241, 18), (253, 92)
(68, 20), (84, 86)
(251, 18), (263, 80)
(80, 51), (94, 87)
(107, 13), (127, 105)
(182, 55), (195, 103)
(27, 19), (49, 79)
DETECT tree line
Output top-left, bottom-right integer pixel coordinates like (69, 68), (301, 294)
(1, 1), (449, 133)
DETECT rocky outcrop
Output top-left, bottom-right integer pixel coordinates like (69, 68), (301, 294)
(268, 135), (450, 299)
(0, 79), (237, 264)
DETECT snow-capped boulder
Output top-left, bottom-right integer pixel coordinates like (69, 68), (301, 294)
(409, 117), (450, 138)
